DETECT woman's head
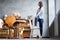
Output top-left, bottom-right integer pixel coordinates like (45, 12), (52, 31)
(38, 1), (43, 8)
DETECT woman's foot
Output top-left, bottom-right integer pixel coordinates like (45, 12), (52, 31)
(39, 36), (42, 38)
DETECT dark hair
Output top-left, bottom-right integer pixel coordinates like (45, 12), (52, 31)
(38, 1), (43, 8)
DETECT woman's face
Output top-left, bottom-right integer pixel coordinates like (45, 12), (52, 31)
(38, 2), (41, 7)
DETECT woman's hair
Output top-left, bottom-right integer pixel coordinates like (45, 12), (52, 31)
(38, 1), (43, 8)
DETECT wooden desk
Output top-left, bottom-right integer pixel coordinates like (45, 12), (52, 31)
(16, 20), (31, 38)
(3, 18), (31, 38)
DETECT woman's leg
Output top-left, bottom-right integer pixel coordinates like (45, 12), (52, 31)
(34, 18), (38, 26)
(38, 19), (43, 36)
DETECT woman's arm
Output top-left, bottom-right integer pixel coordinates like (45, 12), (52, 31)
(35, 7), (44, 18)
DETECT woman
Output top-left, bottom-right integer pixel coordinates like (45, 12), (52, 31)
(35, 1), (44, 37)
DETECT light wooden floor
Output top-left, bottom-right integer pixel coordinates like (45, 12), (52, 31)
(0, 38), (60, 40)
(0, 38), (59, 40)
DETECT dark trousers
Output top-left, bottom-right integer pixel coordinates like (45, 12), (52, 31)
(34, 18), (43, 36)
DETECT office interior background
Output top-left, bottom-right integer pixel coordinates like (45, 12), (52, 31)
(0, 0), (60, 39)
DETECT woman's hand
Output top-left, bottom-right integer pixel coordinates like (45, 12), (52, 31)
(35, 15), (38, 18)
(35, 16), (37, 18)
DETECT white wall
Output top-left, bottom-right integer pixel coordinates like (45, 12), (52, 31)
(49, 0), (60, 36)
(55, 0), (60, 36)
(49, 0), (55, 26)
(56, 0), (60, 13)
